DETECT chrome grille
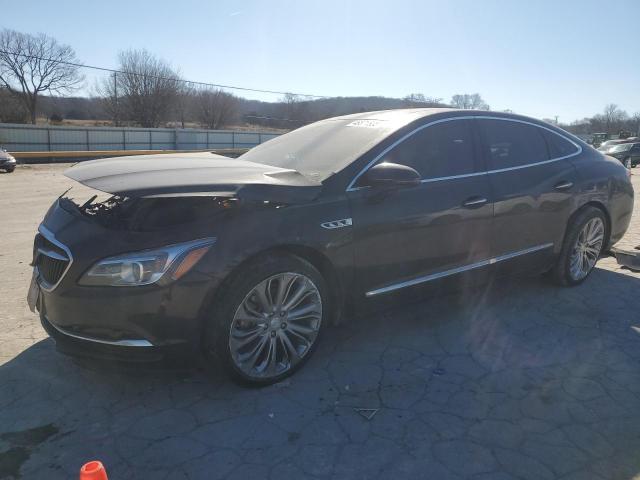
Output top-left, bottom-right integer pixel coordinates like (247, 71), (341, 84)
(33, 231), (71, 289)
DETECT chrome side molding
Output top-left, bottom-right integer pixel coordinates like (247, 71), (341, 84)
(365, 243), (553, 297)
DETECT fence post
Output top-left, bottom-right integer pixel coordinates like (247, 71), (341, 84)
(122, 129), (126, 150)
(174, 129), (178, 150)
(258, 133), (262, 145)
(232, 131), (235, 149)
(86, 129), (90, 151)
(47, 127), (51, 151)
(149, 130), (152, 150)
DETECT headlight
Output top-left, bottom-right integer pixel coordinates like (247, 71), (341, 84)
(79, 238), (216, 287)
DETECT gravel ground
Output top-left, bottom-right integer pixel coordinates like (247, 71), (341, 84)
(1, 164), (639, 480)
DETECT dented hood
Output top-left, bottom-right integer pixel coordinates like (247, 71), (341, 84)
(64, 152), (322, 203)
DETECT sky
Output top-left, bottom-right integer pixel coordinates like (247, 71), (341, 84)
(2, 0), (639, 123)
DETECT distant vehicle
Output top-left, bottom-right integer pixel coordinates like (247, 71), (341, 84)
(618, 130), (633, 139)
(607, 142), (640, 168)
(0, 147), (16, 173)
(597, 138), (639, 154)
(29, 109), (635, 384)
(590, 133), (609, 148)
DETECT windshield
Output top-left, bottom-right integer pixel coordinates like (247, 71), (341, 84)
(239, 111), (430, 181)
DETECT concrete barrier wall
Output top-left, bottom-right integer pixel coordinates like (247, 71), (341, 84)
(0, 123), (280, 152)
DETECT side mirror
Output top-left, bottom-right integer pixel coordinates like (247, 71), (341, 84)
(362, 162), (421, 188)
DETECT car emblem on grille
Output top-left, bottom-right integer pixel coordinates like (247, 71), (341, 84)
(320, 218), (353, 229)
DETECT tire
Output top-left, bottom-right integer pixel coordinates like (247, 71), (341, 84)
(624, 157), (632, 169)
(551, 206), (607, 286)
(205, 253), (329, 385)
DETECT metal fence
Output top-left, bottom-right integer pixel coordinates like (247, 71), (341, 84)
(0, 123), (280, 152)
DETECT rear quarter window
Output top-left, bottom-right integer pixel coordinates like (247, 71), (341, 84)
(540, 129), (580, 158)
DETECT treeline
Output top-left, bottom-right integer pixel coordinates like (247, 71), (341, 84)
(557, 104), (640, 137)
(0, 88), (451, 129)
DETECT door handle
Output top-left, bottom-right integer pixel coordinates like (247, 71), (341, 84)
(462, 196), (488, 208)
(554, 181), (573, 190)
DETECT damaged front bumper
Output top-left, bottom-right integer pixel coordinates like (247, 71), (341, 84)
(32, 197), (222, 365)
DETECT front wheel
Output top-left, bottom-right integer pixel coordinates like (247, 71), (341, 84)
(551, 206), (606, 286)
(624, 157), (632, 169)
(206, 253), (328, 385)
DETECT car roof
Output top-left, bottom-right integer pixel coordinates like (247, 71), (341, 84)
(330, 107), (543, 125)
(332, 108), (456, 122)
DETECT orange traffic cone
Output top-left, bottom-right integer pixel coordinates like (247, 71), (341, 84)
(80, 461), (108, 480)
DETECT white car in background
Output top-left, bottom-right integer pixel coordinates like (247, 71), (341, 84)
(0, 147), (16, 173)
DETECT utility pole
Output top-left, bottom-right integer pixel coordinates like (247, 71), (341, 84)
(113, 72), (119, 127)
(554, 115), (559, 125)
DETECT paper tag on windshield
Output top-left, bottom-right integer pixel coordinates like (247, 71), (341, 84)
(346, 120), (385, 128)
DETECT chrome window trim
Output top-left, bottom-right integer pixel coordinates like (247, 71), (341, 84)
(346, 115), (582, 192)
(44, 314), (154, 347)
(36, 225), (74, 292)
(365, 242), (553, 297)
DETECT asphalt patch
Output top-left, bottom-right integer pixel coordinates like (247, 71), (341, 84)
(0, 424), (59, 479)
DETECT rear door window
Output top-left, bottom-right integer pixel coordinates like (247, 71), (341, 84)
(478, 119), (549, 170)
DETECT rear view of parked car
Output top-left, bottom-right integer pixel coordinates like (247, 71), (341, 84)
(28, 109), (634, 384)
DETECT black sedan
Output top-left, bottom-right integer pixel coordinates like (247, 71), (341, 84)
(606, 142), (640, 169)
(0, 147), (16, 172)
(29, 109), (634, 384)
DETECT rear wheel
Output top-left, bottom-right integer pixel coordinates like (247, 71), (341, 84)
(206, 253), (328, 385)
(551, 207), (606, 286)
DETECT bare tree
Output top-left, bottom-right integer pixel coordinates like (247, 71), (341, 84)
(280, 93), (311, 125)
(402, 93), (443, 107)
(632, 112), (640, 136)
(96, 72), (124, 126)
(450, 93), (490, 110)
(0, 87), (28, 122)
(98, 49), (180, 128)
(195, 88), (238, 129)
(0, 29), (83, 124)
(601, 104), (627, 134)
(174, 83), (195, 128)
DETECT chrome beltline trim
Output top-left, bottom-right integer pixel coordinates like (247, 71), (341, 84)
(365, 243), (553, 297)
(37, 224), (74, 292)
(44, 315), (154, 347)
(346, 115), (582, 192)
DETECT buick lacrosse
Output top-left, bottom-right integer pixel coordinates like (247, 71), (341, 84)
(29, 109), (634, 384)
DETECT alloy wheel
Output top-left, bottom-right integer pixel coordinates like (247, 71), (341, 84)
(229, 272), (322, 380)
(569, 217), (604, 281)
